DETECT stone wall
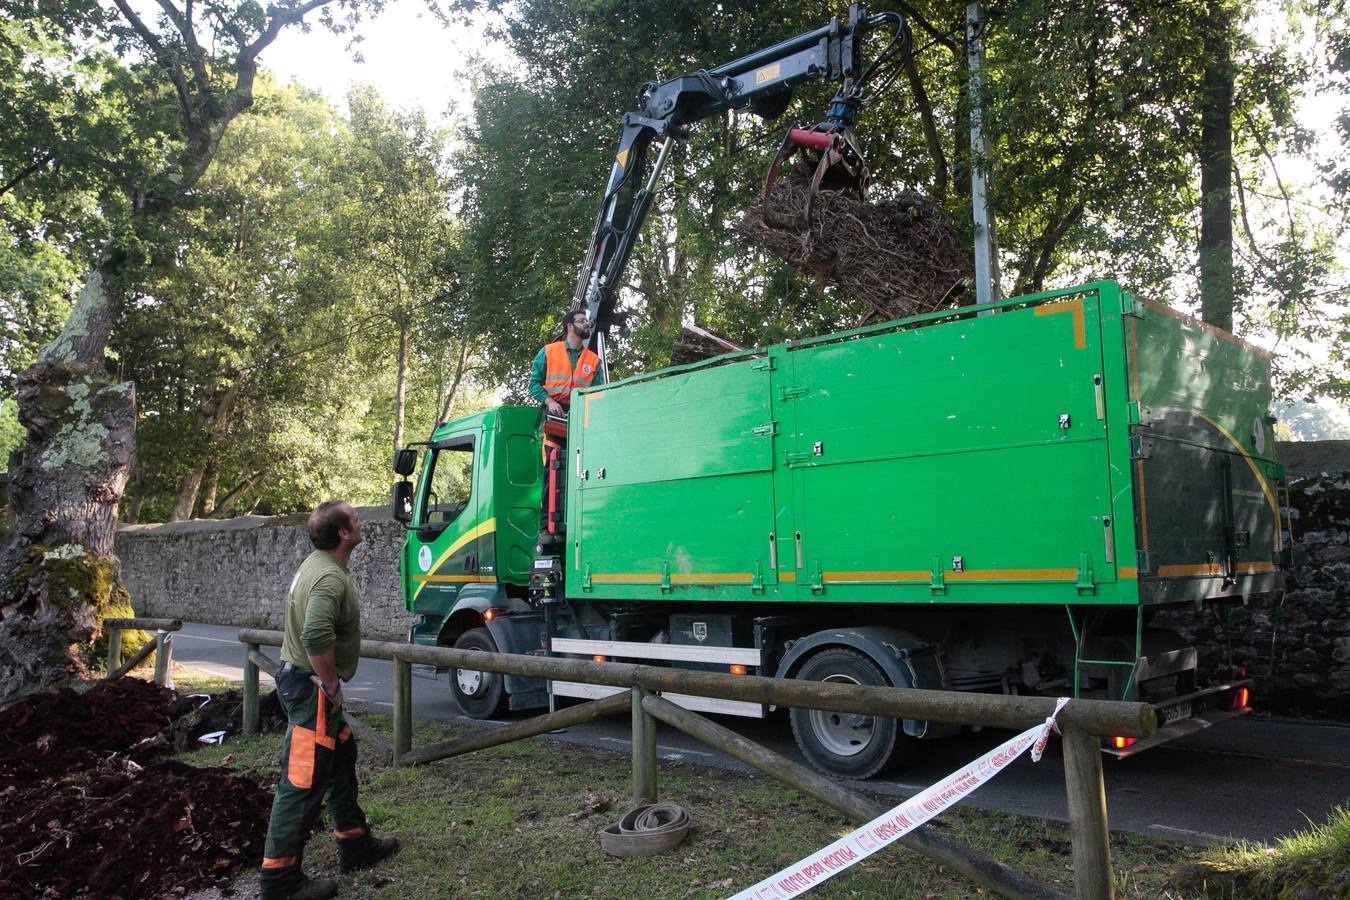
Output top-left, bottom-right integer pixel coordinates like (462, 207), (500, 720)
(1156, 441), (1350, 719)
(117, 506), (413, 641)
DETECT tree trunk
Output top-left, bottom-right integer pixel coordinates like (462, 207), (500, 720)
(393, 318), (409, 449)
(438, 341), (471, 425)
(0, 262), (136, 703)
(201, 465), (218, 516)
(169, 379), (240, 521)
(1198, 0), (1235, 332)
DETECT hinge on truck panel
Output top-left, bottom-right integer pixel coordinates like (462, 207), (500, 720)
(1127, 401), (1152, 426)
(582, 563), (592, 591)
(1136, 549), (1151, 575)
(1129, 434), (1153, 460)
(1121, 291), (1144, 317)
(929, 556), (946, 595)
(778, 384), (808, 401)
(749, 358), (774, 371)
(1076, 551), (1096, 594)
(751, 423), (777, 436)
(660, 561), (672, 593)
(809, 559), (823, 594)
(784, 449), (814, 465)
(751, 561), (764, 594)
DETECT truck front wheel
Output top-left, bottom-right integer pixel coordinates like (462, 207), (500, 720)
(789, 647), (912, 780)
(450, 627), (508, 718)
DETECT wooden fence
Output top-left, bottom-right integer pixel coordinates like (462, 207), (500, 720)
(104, 617), (181, 686)
(238, 627), (1155, 900)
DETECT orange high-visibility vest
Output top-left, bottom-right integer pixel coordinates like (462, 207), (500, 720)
(542, 341), (600, 406)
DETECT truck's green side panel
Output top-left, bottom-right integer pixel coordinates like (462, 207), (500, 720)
(1125, 299), (1283, 604)
(568, 281), (1154, 606)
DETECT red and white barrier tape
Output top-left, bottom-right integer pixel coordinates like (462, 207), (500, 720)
(728, 697), (1071, 900)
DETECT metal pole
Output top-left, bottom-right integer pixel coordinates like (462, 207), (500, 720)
(106, 627), (123, 679)
(967, 1), (1000, 308)
(242, 643), (260, 735)
(631, 687), (658, 804)
(1061, 724), (1115, 900)
(152, 629), (173, 688)
(393, 658), (413, 766)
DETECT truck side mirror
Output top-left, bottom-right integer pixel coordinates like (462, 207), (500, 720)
(393, 448), (417, 477)
(392, 480), (413, 524)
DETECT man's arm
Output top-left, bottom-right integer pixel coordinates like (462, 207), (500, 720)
(527, 346), (550, 404)
(300, 574), (343, 698)
(307, 647), (341, 703)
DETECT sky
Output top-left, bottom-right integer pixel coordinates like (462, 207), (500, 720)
(260, 5), (504, 125)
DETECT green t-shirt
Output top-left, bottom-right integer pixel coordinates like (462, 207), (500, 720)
(280, 549), (362, 682)
(528, 343), (605, 403)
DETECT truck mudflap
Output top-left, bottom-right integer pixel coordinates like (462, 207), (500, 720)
(1103, 678), (1254, 758)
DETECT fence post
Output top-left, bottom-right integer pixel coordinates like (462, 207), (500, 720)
(106, 627), (123, 679)
(631, 686), (657, 805)
(152, 629), (173, 688)
(242, 643), (260, 735)
(1061, 723), (1114, 900)
(393, 657), (412, 766)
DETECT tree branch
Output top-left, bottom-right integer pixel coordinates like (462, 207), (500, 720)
(892, 2), (960, 53)
(903, 55), (948, 202)
(155, 0), (213, 98)
(0, 153), (55, 198)
(110, 0), (198, 135)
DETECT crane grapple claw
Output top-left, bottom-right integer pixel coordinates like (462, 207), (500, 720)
(761, 125), (870, 230)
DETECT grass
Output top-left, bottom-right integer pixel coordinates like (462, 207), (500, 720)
(171, 670), (1215, 900)
(1175, 805), (1350, 899)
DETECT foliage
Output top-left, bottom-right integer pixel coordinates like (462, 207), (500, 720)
(452, 0), (1347, 402)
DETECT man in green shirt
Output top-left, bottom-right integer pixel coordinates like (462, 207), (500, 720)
(260, 501), (398, 900)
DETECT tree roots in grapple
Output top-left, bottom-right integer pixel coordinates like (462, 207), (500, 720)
(739, 162), (973, 322)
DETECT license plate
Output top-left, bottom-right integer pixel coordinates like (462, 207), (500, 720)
(1159, 701), (1192, 724)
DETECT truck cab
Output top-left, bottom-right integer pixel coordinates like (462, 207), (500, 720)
(395, 405), (548, 715)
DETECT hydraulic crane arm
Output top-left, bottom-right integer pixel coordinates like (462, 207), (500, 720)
(573, 5), (911, 373)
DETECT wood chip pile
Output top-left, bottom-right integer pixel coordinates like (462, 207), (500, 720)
(738, 161), (972, 321)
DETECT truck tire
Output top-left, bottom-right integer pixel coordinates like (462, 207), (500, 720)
(789, 647), (913, 779)
(450, 627), (508, 719)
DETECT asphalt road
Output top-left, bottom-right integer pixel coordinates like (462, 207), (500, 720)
(173, 622), (1349, 845)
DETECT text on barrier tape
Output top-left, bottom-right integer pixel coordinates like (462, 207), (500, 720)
(728, 697), (1071, 900)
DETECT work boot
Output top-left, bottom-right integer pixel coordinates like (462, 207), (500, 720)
(338, 833), (400, 872)
(259, 872), (338, 900)
(290, 875), (340, 900)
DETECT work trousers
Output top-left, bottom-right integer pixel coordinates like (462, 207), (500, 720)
(260, 667), (367, 894)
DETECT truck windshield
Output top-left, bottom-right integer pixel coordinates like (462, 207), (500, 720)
(421, 441), (474, 526)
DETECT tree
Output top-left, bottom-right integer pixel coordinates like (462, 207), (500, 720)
(0, 0), (386, 702)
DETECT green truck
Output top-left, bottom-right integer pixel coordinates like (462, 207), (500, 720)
(392, 279), (1286, 778)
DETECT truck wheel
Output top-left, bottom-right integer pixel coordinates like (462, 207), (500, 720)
(450, 627), (508, 719)
(789, 647), (911, 780)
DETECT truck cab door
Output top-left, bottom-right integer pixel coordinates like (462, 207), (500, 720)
(407, 431), (483, 619)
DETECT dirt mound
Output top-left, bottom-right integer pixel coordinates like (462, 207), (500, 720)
(739, 161), (972, 321)
(1, 760), (272, 898)
(0, 677), (279, 898)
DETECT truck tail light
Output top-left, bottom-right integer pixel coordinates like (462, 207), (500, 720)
(1235, 686), (1250, 708)
(1112, 736), (1137, 750)
(729, 664), (747, 675)
(593, 655), (607, 663)
(484, 608), (496, 622)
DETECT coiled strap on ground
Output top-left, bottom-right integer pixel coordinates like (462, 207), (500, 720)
(598, 803), (691, 857)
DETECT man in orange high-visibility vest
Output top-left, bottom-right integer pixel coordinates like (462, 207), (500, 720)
(528, 308), (604, 412)
(529, 310), (603, 544)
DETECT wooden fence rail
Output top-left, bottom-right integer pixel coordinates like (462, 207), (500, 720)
(104, 617), (181, 686)
(238, 627), (1155, 900)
